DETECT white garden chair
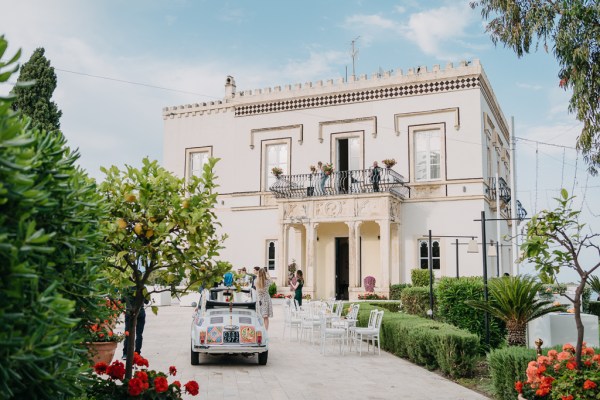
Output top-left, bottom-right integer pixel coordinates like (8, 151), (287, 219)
(353, 309), (384, 356)
(282, 301), (302, 341)
(319, 312), (347, 355)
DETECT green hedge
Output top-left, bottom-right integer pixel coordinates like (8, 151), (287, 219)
(366, 301), (401, 313)
(588, 301), (600, 317)
(411, 268), (429, 287)
(488, 346), (537, 400)
(401, 286), (432, 317)
(389, 283), (411, 300)
(435, 277), (506, 350)
(357, 303), (479, 378)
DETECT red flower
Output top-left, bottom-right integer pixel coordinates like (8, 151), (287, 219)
(584, 379), (597, 390)
(169, 365), (177, 376)
(184, 380), (200, 396)
(125, 330), (130, 336)
(515, 381), (523, 394)
(154, 376), (169, 393)
(585, 360), (592, 367)
(133, 352), (149, 367)
(107, 360), (126, 381)
(128, 377), (145, 396)
(173, 380), (181, 388)
(566, 361), (576, 370)
(562, 396), (574, 400)
(93, 362), (109, 375)
(563, 343), (575, 353)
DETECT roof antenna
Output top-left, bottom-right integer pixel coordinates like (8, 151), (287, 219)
(351, 36), (360, 81)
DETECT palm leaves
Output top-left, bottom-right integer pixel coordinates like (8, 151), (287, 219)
(588, 275), (600, 298)
(466, 276), (565, 346)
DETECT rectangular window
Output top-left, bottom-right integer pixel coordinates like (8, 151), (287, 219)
(414, 129), (441, 181)
(185, 147), (212, 182)
(419, 239), (440, 270)
(266, 240), (277, 271)
(264, 142), (289, 190)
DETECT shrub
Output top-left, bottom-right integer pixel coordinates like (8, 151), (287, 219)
(357, 303), (478, 378)
(358, 293), (387, 300)
(363, 276), (376, 292)
(367, 301), (402, 313)
(487, 346), (538, 400)
(389, 283), (411, 300)
(435, 277), (506, 350)
(401, 287), (432, 317)
(588, 301), (600, 317)
(268, 282), (277, 297)
(411, 269), (429, 287)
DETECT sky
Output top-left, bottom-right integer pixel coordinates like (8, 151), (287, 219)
(0, 0), (598, 282)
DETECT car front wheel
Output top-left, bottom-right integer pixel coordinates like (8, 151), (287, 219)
(258, 351), (268, 365)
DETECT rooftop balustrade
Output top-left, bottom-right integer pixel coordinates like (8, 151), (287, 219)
(269, 168), (409, 199)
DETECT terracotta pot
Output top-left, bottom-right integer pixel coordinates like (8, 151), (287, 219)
(87, 341), (118, 365)
(518, 394), (527, 400)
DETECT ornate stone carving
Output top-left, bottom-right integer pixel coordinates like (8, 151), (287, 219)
(357, 198), (384, 218)
(390, 200), (402, 222)
(284, 203), (308, 219)
(314, 200), (353, 218)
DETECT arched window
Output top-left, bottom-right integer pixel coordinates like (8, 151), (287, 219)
(419, 239), (440, 270)
(266, 240), (276, 271)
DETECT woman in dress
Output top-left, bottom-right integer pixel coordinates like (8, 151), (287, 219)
(290, 270), (304, 307)
(255, 268), (273, 330)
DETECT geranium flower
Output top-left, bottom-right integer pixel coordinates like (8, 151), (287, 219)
(584, 380), (597, 390)
(154, 376), (169, 393)
(184, 380), (200, 396)
(557, 351), (572, 361)
(563, 343), (575, 352)
(107, 361), (126, 381)
(173, 380), (181, 388)
(128, 377), (145, 396)
(169, 365), (177, 376)
(562, 395), (574, 400)
(515, 381), (523, 394)
(566, 361), (576, 370)
(93, 362), (109, 375)
(133, 352), (149, 367)
(547, 349), (558, 360)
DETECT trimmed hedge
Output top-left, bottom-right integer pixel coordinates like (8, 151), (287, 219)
(435, 277), (506, 350)
(401, 286), (432, 317)
(488, 346), (537, 400)
(358, 303), (479, 378)
(411, 268), (429, 287)
(366, 301), (402, 313)
(389, 283), (411, 300)
(589, 301), (600, 317)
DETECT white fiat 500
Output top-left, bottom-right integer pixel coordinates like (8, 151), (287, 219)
(191, 286), (269, 365)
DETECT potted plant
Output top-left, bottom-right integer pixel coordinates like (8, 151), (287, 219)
(86, 298), (126, 365)
(88, 353), (200, 398)
(382, 158), (396, 169)
(271, 167), (283, 177)
(322, 163), (334, 176)
(309, 165), (317, 174)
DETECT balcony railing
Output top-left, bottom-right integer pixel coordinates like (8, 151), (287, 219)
(487, 177), (511, 204)
(269, 168), (410, 199)
(516, 200), (528, 221)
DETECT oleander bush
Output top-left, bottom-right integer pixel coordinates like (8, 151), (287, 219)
(401, 286), (432, 317)
(435, 277), (506, 351)
(357, 303), (479, 378)
(389, 283), (411, 300)
(411, 268), (429, 287)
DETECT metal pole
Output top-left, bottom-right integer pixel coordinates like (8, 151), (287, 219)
(428, 229), (434, 319)
(509, 116), (519, 275)
(455, 238), (460, 278)
(481, 210), (490, 346)
(496, 242), (500, 277)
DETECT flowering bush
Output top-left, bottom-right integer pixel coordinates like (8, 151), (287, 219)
(358, 293), (387, 300)
(271, 293), (292, 299)
(86, 298), (125, 343)
(271, 167), (283, 177)
(515, 343), (600, 399)
(382, 158), (396, 168)
(88, 353), (199, 399)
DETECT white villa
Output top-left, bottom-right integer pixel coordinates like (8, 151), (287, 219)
(162, 60), (526, 300)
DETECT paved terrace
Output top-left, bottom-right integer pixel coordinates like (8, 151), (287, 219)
(117, 304), (489, 400)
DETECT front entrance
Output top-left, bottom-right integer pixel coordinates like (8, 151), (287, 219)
(335, 237), (349, 300)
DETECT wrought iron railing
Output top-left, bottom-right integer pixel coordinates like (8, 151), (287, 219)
(269, 168), (410, 199)
(516, 200), (528, 221)
(487, 177), (511, 204)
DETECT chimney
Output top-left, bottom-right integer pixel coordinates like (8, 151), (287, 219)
(225, 76), (236, 99)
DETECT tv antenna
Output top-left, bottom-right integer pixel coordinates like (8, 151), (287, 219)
(351, 36), (360, 81)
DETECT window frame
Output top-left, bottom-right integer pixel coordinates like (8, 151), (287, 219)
(261, 138), (291, 191)
(409, 123), (445, 183)
(265, 239), (277, 271)
(418, 238), (441, 270)
(185, 146), (212, 182)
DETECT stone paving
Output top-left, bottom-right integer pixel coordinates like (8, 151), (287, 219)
(117, 304), (489, 400)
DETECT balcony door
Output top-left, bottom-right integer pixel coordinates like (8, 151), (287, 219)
(336, 137), (360, 193)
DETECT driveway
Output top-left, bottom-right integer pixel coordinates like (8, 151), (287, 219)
(117, 304), (489, 399)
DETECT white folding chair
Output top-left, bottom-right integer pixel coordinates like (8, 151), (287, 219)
(282, 301), (302, 341)
(319, 312), (347, 355)
(353, 309), (384, 356)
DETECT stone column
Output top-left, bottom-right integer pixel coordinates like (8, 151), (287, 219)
(345, 221), (357, 289)
(279, 224), (290, 287)
(378, 219), (391, 289)
(304, 222), (318, 290)
(354, 221), (362, 288)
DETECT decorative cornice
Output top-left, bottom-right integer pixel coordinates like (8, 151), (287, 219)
(318, 117), (377, 143)
(394, 108), (460, 136)
(249, 124), (303, 149)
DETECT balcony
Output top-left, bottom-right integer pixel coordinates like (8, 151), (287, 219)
(269, 168), (410, 200)
(486, 177), (511, 204)
(516, 200), (528, 221)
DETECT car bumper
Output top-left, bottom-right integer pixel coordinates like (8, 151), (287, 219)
(192, 344), (268, 354)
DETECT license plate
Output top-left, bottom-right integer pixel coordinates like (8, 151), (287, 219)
(223, 331), (239, 343)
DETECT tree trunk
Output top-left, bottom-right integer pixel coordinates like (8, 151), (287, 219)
(125, 287), (145, 379)
(507, 321), (527, 346)
(574, 282), (585, 369)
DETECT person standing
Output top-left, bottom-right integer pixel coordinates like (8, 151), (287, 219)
(369, 161), (381, 192)
(318, 161), (328, 195)
(255, 268), (274, 330)
(290, 270), (304, 307)
(122, 287), (149, 359)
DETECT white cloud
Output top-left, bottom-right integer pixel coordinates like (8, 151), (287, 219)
(345, 14), (397, 30)
(516, 82), (543, 91)
(394, 6), (406, 14)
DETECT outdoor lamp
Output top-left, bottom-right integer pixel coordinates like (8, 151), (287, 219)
(488, 241), (498, 257)
(467, 238), (479, 253)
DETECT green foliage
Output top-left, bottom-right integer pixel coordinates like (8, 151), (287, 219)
(11, 47), (62, 133)
(411, 268), (429, 287)
(357, 303), (479, 378)
(589, 275), (600, 297)
(0, 37), (107, 399)
(435, 277), (506, 351)
(401, 286), (432, 317)
(366, 301), (402, 313)
(588, 301), (600, 317)
(487, 346), (538, 400)
(582, 285), (592, 313)
(471, 1), (600, 174)
(268, 282), (277, 297)
(99, 158), (231, 377)
(466, 276), (564, 346)
(389, 283), (411, 300)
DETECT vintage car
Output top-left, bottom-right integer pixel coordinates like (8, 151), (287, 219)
(190, 286), (269, 365)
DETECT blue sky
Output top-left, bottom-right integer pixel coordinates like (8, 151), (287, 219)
(1, 0), (598, 281)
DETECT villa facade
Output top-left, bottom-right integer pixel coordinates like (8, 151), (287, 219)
(162, 60), (526, 300)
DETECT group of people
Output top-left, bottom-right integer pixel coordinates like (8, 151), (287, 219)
(314, 160), (382, 193)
